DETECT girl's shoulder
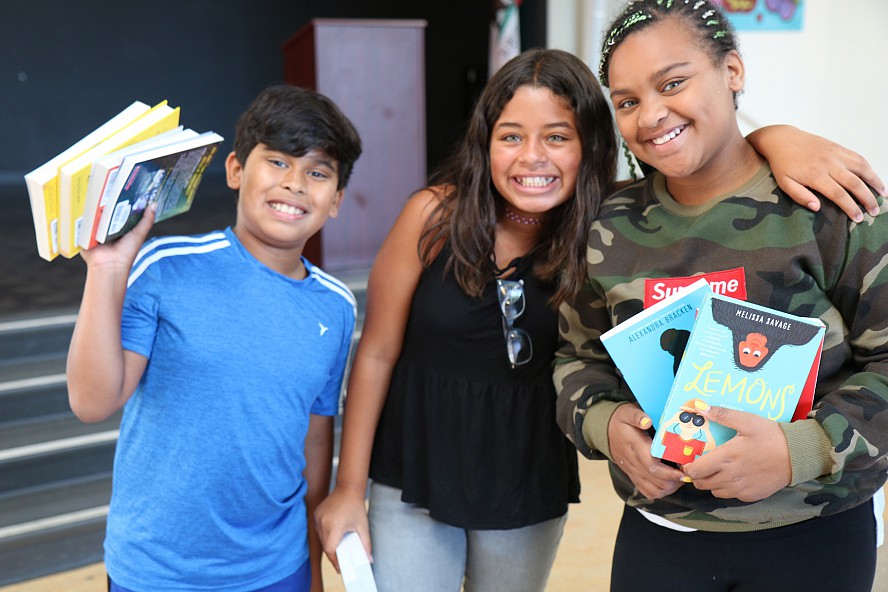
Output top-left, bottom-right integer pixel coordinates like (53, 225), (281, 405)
(381, 185), (453, 266)
(413, 184), (454, 212)
(403, 185), (456, 240)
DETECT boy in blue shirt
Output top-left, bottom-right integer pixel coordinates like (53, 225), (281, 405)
(67, 85), (362, 592)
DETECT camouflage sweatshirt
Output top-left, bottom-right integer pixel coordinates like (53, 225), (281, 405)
(554, 165), (888, 531)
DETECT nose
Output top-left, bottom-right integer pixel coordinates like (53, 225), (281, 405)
(282, 170), (306, 194)
(637, 97), (668, 130)
(519, 136), (548, 165)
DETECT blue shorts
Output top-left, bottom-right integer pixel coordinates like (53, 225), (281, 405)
(108, 558), (310, 592)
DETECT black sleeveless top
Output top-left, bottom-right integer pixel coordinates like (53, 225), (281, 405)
(369, 246), (580, 529)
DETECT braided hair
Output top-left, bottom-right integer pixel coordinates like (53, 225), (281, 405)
(599, 0), (738, 92)
(599, 0), (739, 179)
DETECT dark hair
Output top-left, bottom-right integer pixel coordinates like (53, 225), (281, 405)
(233, 84), (362, 189)
(422, 48), (618, 306)
(599, 0), (739, 93)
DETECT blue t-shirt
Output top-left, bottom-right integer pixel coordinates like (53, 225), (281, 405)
(105, 228), (355, 591)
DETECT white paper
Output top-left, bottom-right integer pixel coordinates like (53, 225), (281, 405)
(336, 531), (378, 592)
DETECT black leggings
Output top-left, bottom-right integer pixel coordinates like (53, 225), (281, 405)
(611, 499), (877, 592)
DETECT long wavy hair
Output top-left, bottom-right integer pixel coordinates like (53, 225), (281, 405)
(420, 48), (617, 306)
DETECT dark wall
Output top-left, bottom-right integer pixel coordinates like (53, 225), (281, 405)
(1, 0), (545, 186)
(1, 0), (293, 184)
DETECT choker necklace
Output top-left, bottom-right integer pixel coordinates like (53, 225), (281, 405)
(504, 207), (543, 226)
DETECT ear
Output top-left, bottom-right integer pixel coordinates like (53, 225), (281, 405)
(724, 49), (745, 94)
(328, 189), (345, 218)
(225, 151), (243, 190)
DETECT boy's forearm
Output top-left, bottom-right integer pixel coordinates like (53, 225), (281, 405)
(305, 468), (332, 576)
(306, 488), (327, 592)
(304, 415), (334, 591)
(66, 265), (132, 422)
(67, 201), (156, 422)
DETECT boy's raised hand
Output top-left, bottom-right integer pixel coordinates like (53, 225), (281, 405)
(67, 202), (156, 424)
(607, 404), (686, 500)
(79, 203), (157, 269)
(682, 406), (792, 502)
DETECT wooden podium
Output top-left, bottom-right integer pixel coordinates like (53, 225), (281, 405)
(282, 19), (427, 270)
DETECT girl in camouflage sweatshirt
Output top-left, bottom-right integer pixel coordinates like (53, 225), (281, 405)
(554, 2), (888, 590)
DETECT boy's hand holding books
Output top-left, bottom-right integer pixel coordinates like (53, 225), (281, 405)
(79, 202), (156, 271)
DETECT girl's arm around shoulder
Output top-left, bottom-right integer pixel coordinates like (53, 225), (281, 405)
(66, 206), (155, 422)
(747, 125), (887, 220)
(315, 187), (442, 569)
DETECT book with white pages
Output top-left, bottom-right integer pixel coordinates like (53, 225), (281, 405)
(78, 126), (194, 249)
(336, 532), (378, 592)
(94, 130), (223, 244)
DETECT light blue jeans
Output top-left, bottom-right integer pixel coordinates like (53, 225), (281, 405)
(368, 482), (566, 592)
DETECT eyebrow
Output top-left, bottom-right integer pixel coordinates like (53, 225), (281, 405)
(494, 121), (575, 130)
(261, 145), (337, 169)
(307, 156), (338, 172)
(609, 61), (693, 97)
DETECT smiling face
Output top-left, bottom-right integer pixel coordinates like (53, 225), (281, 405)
(607, 19), (750, 203)
(227, 144), (343, 272)
(489, 85), (582, 219)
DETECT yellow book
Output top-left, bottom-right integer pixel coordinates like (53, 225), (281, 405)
(24, 101), (151, 261)
(58, 100), (181, 257)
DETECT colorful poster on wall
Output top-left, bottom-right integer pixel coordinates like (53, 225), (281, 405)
(712, 0), (804, 31)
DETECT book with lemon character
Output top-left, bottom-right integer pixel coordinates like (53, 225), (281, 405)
(651, 293), (825, 465)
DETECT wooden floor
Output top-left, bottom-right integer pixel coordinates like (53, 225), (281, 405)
(4, 460), (887, 592)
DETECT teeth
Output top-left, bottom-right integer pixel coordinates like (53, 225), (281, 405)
(652, 126), (684, 146)
(271, 202), (305, 215)
(517, 176), (555, 187)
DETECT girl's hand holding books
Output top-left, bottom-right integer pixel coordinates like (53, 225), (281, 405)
(608, 403), (686, 500)
(682, 405), (793, 503)
(316, 486), (374, 574)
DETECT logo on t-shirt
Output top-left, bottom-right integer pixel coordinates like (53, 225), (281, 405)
(644, 267), (748, 308)
(318, 322), (329, 336)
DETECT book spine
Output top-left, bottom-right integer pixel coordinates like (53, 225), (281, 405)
(86, 170), (115, 249)
(41, 177), (60, 261)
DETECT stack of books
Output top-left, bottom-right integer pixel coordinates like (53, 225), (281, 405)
(24, 100), (223, 261)
(601, 279), (825, 465)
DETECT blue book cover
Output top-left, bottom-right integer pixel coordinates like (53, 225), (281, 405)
(601, 278), (712, 419)
(651, 292), (825, 465)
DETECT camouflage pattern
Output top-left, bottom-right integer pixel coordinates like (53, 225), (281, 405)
(554, 165), (888, 531)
